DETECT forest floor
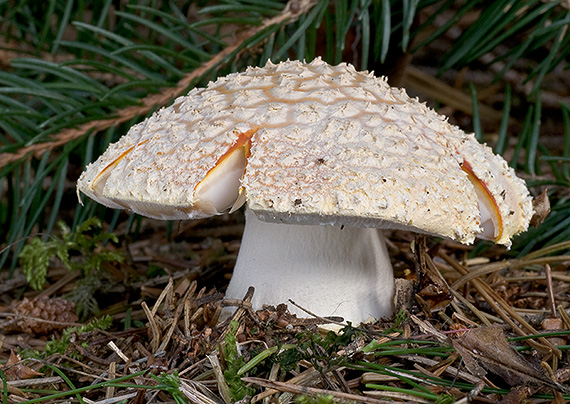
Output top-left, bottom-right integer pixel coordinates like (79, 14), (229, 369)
(1, 4), (570, 402)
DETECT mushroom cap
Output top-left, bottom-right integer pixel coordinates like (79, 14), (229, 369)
(77, 58), (533, 246)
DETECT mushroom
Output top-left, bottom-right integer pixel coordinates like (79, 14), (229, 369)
(77, 58), (533, 324)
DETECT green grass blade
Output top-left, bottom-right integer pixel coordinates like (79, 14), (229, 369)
(273, 0), (328, 61)
(114, 10), (210, 59)
(37, 0), (57, 53)
(440, 0), (511, 70)
(59, 40), (165, 81)
(401, 0), (419, 51)
(562, 104), (570, 180)
(51, 0), (74, 54)
(469, 83), (482, 141)
(494, 83), (511, 155)
(358, 0), (373, 67)
(529, 22), (568, 98)
(379, 0), (391, 63)
(510, 104), (533, 168)
(526, 97), (542, 175)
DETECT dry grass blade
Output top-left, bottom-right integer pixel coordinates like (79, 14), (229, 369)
(157, 287), (188, 353)
(87, 392), (138, 404)
(208, 354), (231, 404)
(510, 256), (570, 271)
(180, 379), (223, 404)
(559, 305), (570, 330)
(450, 261), (511, 289)
(438, 252), (561, 357)
(449, 290), (494, 326)
(363, 390), (432, 403)
(105, 361), (116, 401)
(514, 240), (570, 262)
(360, 372), (399, 383)
(107, 341), (130, 363)
(141, 301), (161, 354)
(152, 278), (174, 317)
(250, 366), (320, 402)
(409, 314), (448, 343)
(4, 376), (63, 387)
(243, 377), (400, 404)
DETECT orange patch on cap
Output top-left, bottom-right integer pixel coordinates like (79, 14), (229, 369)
(192, 127), (258, 213)
(461, 159), (503, 241)
(93, 138), (151, 186)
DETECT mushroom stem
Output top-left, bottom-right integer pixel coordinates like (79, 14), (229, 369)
(225, 208), (395, 324)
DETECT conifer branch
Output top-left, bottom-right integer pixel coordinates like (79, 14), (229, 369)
(0, 0), (319, 169)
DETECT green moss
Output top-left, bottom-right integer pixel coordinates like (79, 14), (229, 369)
(222, 320), (255, 401)
(19, 218), (124, 317)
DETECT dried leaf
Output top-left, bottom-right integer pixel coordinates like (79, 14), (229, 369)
(452, 326), (568, 392)
(530, 189), (550, 228)
(0, 383), (26, 397)
(1, 351), (43, 381)
(498, 385), (532, 404)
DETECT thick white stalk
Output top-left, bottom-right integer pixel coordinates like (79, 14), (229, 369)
(225, 209), (395, 324)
